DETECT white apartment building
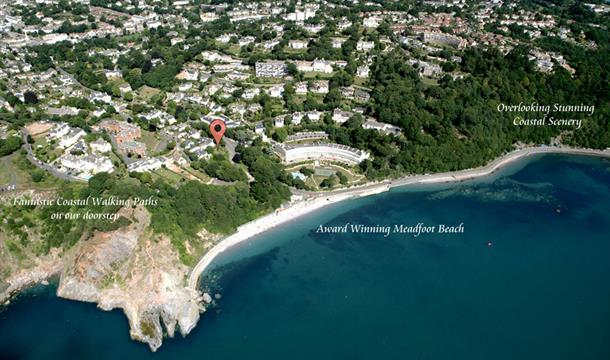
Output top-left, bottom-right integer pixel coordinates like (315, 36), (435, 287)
(127, 157), (168, 173)
(60, 154), (114, 177)
(58, 128), (86, 149)
(255, 61), (288, 77)
(274, 143), (370, 165)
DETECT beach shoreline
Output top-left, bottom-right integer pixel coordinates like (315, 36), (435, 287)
(187, 146), (610, 289)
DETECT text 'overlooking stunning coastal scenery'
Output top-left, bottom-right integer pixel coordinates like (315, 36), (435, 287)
(0, 0), (609, 358)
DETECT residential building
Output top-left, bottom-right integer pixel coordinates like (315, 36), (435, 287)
(295, 82), (308, 95)
(310, 80), (329, 94)
(119, 140), (147, 157)
(357, 65), (370, 78)
(332, 109), (354, 124)
(127, 157), (167, 172)
(363, 119), (402, 136)
(97, 120), (141, 144)
(90, 138), (112, 153)
(289, 40), (309, 49)
(58, 128), (86, 149)
(285, 131), (329, 143)
(60, 154), (114, 178)
(255, 61), (288, 78)
(266, 85), (284, 98)
(274, 143), (370, 165)
(357, 40), (375, 51)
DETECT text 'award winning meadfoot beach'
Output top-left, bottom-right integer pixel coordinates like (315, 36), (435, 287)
(0, 0), (609, 359)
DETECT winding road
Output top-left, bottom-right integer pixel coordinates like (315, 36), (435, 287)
(21, 130), (84, 182)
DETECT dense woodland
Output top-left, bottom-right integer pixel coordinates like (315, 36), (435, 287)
(15, 154), (289, 263)
(321, 40), (609, 179)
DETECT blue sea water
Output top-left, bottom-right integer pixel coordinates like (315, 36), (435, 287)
(1, 154), (610, 360)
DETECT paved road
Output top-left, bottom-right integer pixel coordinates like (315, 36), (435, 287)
(223, 137), (237, 161)
(21, 130), (84, 182)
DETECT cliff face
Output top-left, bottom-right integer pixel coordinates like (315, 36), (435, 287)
(56, 205), (204, 351)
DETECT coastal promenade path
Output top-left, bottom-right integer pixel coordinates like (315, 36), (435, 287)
(389, 146), (610, 189)
(187, 146), (610, 291)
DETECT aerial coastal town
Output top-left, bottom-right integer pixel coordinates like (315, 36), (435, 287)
(1, 0), (606, 185)
(0, 0), (608, 352)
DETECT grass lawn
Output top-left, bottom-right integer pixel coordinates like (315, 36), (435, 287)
(32, 136), (62, 163)
(153, 167), (185, 186)
(303, 72), (334, 79)
(0, 152), (66, 190)
(288, 162), (364, 188)
(139, 130), (161, 154)
(0, 156), (12, 185)
(271, 103), (286, 114)
(353, 77), (369, 87)
(138, 86), (161, 100)
(182, 166), (211, 182)
(421, 77), (439, 86)
(305, 176), (319, 189)
(283, 47), (307, 54)
(227, 45), (241, 56)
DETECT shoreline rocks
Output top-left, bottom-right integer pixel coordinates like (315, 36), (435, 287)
(1, 206), (206, 352)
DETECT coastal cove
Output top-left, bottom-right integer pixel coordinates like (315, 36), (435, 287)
(1, 153), (610, 359)
(187, 146), (610, 288)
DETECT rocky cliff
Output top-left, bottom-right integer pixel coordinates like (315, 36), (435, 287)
(56, 205), (204, 351)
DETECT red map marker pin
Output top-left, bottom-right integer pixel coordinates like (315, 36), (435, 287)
(209, 118), (226, 145)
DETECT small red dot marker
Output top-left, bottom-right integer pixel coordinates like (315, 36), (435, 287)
(209, 118), (226, 145)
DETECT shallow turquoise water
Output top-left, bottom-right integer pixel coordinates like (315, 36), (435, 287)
(1, 154), (609, 360)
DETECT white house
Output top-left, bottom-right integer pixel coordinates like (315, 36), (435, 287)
(332, 109), (354, 124)
(127, 157), (168, 172)
(310, 80), (329, 94)
(357, 41), (375, 52)
(363, 16), (382, 28)
(47, 122), (70, 140)
(289, 40), (309, 49)
(356, 65), (370, 78)
(363, 119), (402, 136)
(58, 128), (86, 149)
(118, 83), (132, 95)
(274, 116), (285, 128)
(104, 69), (122, 79)
(307, 110), (323, 122)
(312, 59), (333, 73)
(266, 85), (285, 98)
(90, 138), (112, 153)
(331, 37), (346, 49)
(295, 82), (308, 95)
(242, 88), (261, 100)
(292, 112), (305, 125)
(60, 154), (114, 177)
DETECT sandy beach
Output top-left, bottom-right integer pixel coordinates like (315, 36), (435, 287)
(186, 191), (361, 289)
(187, 146), (610, 289)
